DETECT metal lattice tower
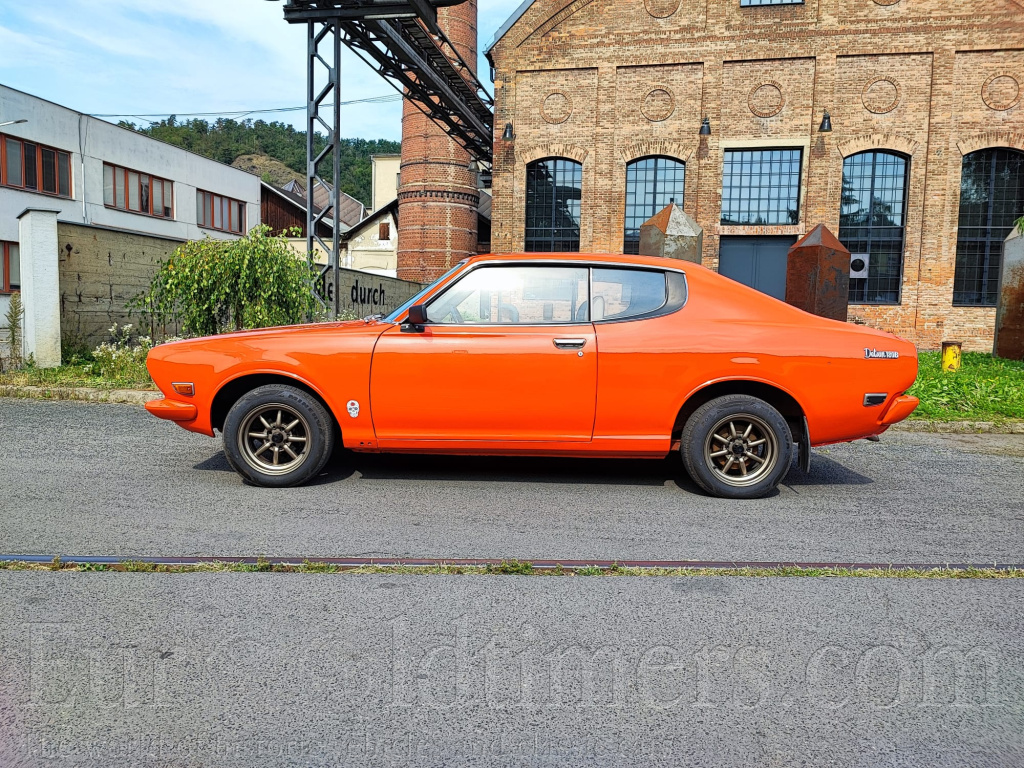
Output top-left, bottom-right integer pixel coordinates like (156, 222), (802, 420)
(276, 0), (494, 315)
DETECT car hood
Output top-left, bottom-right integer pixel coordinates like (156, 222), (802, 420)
(155, 319), (385, 348)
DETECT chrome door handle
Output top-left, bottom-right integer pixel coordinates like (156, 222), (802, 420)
(553, 338), (587, 349)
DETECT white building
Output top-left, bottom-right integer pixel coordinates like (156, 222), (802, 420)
(0, 84), (261, 366)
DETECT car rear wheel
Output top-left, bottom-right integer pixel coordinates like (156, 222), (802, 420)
(223, 384), (335, 487)
(681, 395), (793, 499)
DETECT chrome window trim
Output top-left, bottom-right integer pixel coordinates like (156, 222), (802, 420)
(411, 260), (689, 328)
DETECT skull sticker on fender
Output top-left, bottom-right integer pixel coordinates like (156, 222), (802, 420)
(346, 400), (360, 418)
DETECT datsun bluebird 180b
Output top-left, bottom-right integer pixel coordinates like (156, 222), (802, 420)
(145, 253), (919, 498)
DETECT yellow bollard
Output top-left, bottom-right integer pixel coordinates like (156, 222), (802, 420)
(941, 340), (962, 373)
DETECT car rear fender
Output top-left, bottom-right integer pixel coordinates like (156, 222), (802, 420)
(671, 377), (808, 446)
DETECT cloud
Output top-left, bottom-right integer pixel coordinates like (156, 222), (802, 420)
(0, 0), (528, 141)
(0, 0), (402, 139)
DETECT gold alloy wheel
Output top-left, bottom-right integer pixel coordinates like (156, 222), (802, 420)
(703, 413), (779, 488)
(238, 403), (312, 476)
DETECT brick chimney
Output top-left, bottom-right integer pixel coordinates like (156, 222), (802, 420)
(397, 0), (479, 283)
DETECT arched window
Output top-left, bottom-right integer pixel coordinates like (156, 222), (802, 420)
(839, 150), (909, 305)
(525, 158), (582, 252)
(623, 156), (686, 254)
(953, 148), (1024, 306)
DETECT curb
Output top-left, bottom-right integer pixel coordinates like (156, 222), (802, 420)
(893, 420), (1024, 435)
(0, 385), (159, 405)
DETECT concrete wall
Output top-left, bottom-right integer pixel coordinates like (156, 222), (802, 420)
(324, 267), (422, 318)
(57, 222), (183, 344)
(18, 209), (61, 366)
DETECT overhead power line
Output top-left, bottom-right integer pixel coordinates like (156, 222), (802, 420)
(90, 94), (402, 121)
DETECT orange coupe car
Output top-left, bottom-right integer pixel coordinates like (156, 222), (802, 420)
(145, 252), (919, 498)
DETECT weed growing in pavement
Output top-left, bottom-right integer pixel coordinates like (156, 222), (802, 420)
(1, 559), (1021, 579)
(76, 562), (111, 572)
(484, 559), (535, 575)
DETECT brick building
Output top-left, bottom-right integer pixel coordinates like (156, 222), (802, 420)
(397, 0), (482, 282)
(482, 0), (1024, 350)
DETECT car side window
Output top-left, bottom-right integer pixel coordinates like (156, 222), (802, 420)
(591, 268), (668, 321)
(426, 266), (589, 324)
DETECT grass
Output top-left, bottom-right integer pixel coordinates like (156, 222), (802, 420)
(0, 361), (155, 391)
(0, 559), (1019, 579)
(908, 352), (1024, 422)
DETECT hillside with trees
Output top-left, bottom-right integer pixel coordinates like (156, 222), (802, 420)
(120, 117), (399, 206)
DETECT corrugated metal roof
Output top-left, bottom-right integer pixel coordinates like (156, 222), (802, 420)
(276, 179), (367, 229)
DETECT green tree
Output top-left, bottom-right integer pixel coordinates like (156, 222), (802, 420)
(132, 226), (319, 337)
(120, 118), (399, 206)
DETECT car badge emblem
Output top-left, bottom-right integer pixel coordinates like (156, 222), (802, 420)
(864, 348), (900, 359)
(347, 400), (360, 417)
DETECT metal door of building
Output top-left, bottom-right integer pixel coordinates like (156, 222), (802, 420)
(718, 236), (797, 300)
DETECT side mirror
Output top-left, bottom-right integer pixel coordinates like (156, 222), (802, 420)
(405, 304), (428, 326)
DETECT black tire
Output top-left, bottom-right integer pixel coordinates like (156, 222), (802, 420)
(681, 395), (793, 499)
(223, 384), (335, 487)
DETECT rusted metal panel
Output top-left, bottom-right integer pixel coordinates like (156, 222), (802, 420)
(994, 228), (1024, 360)
(638, 203), (703, 263)
(784, 223), (850, 322)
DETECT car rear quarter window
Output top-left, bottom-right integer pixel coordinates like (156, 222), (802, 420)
(591, 268), (669, 321)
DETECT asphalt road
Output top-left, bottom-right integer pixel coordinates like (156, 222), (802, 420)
(1, 573), (1021, 768)
(1, 398), (1023, 562)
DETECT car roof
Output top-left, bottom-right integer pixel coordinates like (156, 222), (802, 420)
(467, 252), (693, 271)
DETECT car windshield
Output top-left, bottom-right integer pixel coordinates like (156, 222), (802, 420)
(383, 260), (468, 322)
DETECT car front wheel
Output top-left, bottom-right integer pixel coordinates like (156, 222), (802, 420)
(223, 384), (335, 487)
(681, 395), (793, 499)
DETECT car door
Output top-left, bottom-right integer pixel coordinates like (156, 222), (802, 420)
(369, 264), (597, 443)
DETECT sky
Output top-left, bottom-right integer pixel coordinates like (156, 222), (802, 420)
(0, 0), (526, 141)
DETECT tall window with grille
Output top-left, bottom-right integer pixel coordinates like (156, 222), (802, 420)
(839, 151), (909, 305)
(1, 134), (72, 197)
(721, 148), (802, 226)
(103, 163), (173, 218)
(623, 156), (686, 254)
(953, 149), (1024, 306)
(524, 158), (582, 252)
(196, 190), (245, 234)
